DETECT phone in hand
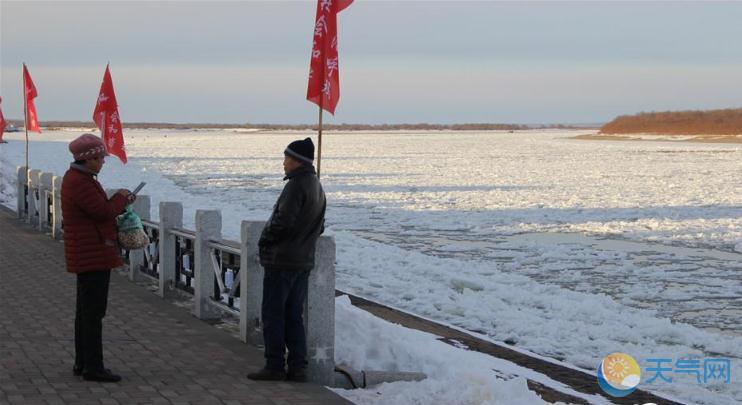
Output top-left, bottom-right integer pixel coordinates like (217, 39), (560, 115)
(132, 182), (146, 196)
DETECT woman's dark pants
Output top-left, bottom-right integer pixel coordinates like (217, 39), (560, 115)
(74, 270), (111, 373)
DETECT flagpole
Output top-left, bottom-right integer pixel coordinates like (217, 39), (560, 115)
(22, 63), (29, 171)
(317, 105), (323, 178)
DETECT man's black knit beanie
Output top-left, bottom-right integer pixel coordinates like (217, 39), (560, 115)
(284, 137), (314, 164)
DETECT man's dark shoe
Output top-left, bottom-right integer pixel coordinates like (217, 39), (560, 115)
(76, 366), (112, 377)
(82, 369), (121, 383)
(286, 368), (308, 382)
(247, 368), (286, 381)
(72, 364), (83, 376)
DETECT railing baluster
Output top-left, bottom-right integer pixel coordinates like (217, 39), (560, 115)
(307, 236), (337, 385)
(38, 172), (53, 231)
(194, 209), (221, 320)
(240, 221), (265, 346)
(26, 169), (41, 226)
(52, 176), (63, 239)
(158, 202), (182, 297)
(16, 166), (27, 219)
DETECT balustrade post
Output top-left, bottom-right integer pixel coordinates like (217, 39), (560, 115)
(240, 220), (265, 345)
(16, 166), (27, 218)
(26, 169), (41, 226)
(158, 202), (182, 297)
(38, 172), (53, 231)
(194, 210), (222, 320)
(306, 236), (336, 385)
(128, 195), (151, 282)
(52, 176), (63, 239)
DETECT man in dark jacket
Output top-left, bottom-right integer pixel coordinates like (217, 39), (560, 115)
(62, 134), (133, 383)
(248, 137), (326, 382)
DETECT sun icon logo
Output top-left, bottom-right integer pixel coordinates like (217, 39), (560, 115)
(597, 352), (641, 397)
(606, 355), (631, 380)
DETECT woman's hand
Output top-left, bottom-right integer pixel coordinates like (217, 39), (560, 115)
(117, 189), (136, 203)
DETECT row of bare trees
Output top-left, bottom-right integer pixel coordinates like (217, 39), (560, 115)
(601, 108), (742, 135)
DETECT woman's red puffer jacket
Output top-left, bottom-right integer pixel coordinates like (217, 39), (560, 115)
(61, 166), (128, 273)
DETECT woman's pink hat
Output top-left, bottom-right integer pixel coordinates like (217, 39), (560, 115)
(69, 133), (108, 161)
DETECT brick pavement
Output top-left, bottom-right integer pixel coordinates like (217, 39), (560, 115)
(0, 207), (352, 405)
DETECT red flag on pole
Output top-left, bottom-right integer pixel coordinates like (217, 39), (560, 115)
(23, 64), (41, 133)
(306, 0), (353, 114)
(0, 96), (6, 142)
(93, 64), (127, 164)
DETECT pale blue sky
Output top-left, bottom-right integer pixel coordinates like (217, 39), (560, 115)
(2, 1), (742, 124)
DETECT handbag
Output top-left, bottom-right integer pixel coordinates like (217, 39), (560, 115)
(116, 206), (150, 249)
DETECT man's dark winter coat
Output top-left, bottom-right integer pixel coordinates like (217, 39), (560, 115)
(259, 165), (326, 271)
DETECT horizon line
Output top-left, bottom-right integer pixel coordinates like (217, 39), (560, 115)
(2, 119), (605, 128)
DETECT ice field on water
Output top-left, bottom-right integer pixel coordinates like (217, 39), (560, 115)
(1, 129), (740, 404)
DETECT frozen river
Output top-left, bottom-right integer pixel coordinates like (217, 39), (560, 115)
(123, 129), (741, 333)
(1, 129), (740, 403)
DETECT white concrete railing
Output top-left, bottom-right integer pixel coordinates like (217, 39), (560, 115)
(15, 166), (336, 385)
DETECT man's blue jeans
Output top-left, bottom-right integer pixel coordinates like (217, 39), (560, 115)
(261, 268), (310, 372)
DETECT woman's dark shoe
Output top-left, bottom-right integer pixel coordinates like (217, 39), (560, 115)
(247, 368), (286, 381)
(286, 368), (308, 382)
(82, 369), (121, 383)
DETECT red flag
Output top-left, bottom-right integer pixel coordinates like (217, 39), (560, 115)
(0, 96), (6, 142)
(93, 64), (127, 164)
(306, 0), (352, 115)
(23, 64), (41, 133)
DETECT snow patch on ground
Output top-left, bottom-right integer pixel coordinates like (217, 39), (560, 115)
(333, 295), (552, 405)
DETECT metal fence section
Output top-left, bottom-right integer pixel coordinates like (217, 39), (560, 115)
(18, 168), (60, 235)
(172, 228), (195, 293)
(45, 191), (53, 228)
(33, 188), (40, 224)
(141, 219), (161, 279)
(23, 185), (28, 216)
(208, 240), (241, 311)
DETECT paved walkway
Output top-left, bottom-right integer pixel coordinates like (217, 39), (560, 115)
(0, 207), (351, 405)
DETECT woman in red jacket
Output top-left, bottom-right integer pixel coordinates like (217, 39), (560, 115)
(61, 134), (133, 383)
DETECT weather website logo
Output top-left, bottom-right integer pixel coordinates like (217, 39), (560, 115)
(597, 352), (642, 397)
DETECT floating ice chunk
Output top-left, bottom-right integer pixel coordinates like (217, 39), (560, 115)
(450, 278), (485, 293)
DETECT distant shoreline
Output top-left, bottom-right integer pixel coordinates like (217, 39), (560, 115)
(3, 119), (600, 132)
(572, 133), (742, 144)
